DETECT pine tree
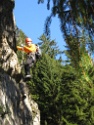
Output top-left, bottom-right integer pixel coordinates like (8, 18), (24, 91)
(29, 54), (63, 125)
(60, 69), (94, 125)
(38, 34), (63, 59)
(59, 35), (94, 125)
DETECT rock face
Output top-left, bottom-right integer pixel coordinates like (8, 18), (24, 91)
(0, 74), (40, 125)
(0, 0), (40, 125)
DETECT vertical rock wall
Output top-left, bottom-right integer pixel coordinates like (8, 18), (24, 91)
(0, 0), (40, 125)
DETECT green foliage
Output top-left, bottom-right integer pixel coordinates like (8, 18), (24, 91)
(38, 34), (63, 59)
(28, 34), (94, 125)
(16, 29), (94, 125)
(56, 64), (94, 125)
(29, 54), (63, 125)
(16, 2), (94, 123)
(64, 35), (82, 69)
(65, 34), (94, 85)
(39, 0), (94, 55)
(17, 29), (27, 44)
(79, 51), (94, 83)
(16, 29), (27, 67)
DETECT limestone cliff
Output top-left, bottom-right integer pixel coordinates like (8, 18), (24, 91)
(0, 0), (40, 125)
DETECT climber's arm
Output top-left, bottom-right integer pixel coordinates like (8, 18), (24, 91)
(17, 46), (24, 51)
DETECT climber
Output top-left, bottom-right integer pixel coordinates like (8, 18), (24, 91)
(17, 37), (41, 79)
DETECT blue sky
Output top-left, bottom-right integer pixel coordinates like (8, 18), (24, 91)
(13, 0), (66, 56)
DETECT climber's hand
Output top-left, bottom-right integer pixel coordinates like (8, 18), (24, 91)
(21, 44), (24, 47)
